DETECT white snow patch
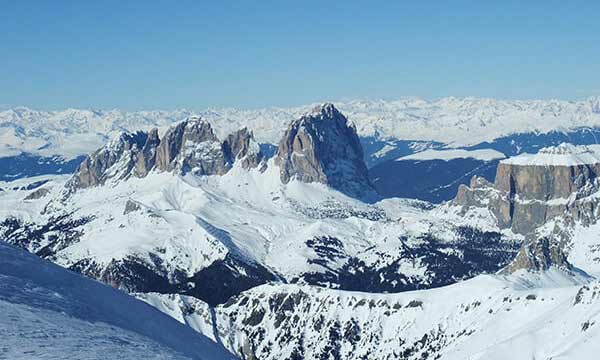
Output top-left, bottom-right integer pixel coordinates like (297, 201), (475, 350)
(398, 148), (505, 162)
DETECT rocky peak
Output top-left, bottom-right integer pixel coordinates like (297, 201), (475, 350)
(496, 143), (600, 200)
(455, 144), (600, 234)
(134, 128), (160, 177)
(68, 117), (271, 191)
(154, 117), (230, 175)
(504, 236), (572, 273)
(275, 103), (373, 197)
(223, 127), (263, 169)
(453, 143), (600, 273)
(68, 131), (151, 189)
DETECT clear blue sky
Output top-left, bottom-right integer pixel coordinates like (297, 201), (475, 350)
(1, 0), (599, 110)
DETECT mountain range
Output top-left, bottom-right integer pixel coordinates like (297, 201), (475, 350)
(4, 101), (600, 358)
(4, 97), (600, 203)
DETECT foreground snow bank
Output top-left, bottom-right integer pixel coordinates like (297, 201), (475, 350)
(0, 242), (235, 359)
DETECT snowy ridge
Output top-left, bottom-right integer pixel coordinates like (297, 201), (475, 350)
(144, 271), (600, 360)
(502, 143), (600, 166)
(4, 96), (600, 158)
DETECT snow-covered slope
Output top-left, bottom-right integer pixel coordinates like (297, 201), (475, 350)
(0, 241), (234, 359)
(3, 97), (600, 159)
(139, 270), (598, 360)
(0, 160), (519, 306)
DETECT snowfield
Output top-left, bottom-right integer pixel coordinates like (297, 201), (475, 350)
(140, 270), (600, 360)
(397, 148), (506, 162)
(0, 242), (234, 359)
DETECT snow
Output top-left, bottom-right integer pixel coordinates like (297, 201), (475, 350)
(397, 148), (505, 162)
(0, 242), (234, 359)
(502, 143), (600, 166)
(170, 270), (600, 360)
(0, 158), (503, 286)
(136, 293), (218, 343)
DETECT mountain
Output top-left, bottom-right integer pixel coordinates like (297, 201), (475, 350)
(68, 117), (264, 191)
(4, 97), (600, 159)
(0, 241), (234, 359)
(455, 144), (600, 234)
(275, 103), (373, 198)
(452, 143), (600, 274)
(0, 106), (521, 308)
(4, 97), (600, 202)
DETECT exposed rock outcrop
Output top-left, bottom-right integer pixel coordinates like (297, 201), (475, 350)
(455, 144), (600, 235)
(68, 117), (268, 191)
(134, 128), (160, 177)
(123, 199), (142, 215)
(155, 117), (231, 175)
(223, 127), (263, 169)
(275, 103), (373, 197)
(504, 236), (572, 273)
(69, 131), (151, 189)
(69, 106), (371, 196)
(454, 144), (600, 273)
(24, 187), (51, 200)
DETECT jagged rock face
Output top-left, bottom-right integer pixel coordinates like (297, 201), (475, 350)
(453, 144), (600, 273)
(455, 144), (600, 235)
(223, 127), (263, 169)
(134, 128), (160, 177)
(68, 118), (267, 191)
(495, 162), (599, 201)
(505, 236), (571, 273)
(155, 117), (231, 175)
(69, 106), (372, 194)
(69, 131), (151, 189)
(275, 103), (372, 197)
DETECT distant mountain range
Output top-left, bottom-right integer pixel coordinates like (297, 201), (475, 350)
(4, 97), (600, 202)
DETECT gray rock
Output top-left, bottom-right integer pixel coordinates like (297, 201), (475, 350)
(67, 109), (373, 198)
(134, 128), (160, 177)
(155, 117), (231, 175)
(453, 144), (600, 273)
(69, 131), (151, 189)
(454, 155), (600, 235)
(504, 236), (572, 273)
(24, 187), (51, 200)
(275, 103), (373, 197)
(123, 199), (142, 215)
(223, 127), (263, 169)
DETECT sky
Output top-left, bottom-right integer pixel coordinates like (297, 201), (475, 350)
(1, 0), (600, 110)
